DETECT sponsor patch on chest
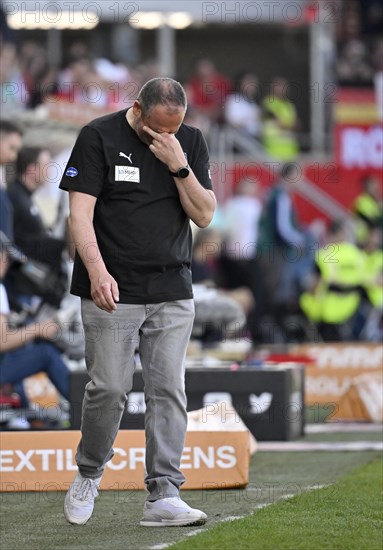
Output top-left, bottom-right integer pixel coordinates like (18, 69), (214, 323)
(115, 165), (140, 183)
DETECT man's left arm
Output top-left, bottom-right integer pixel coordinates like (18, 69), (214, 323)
(143, 126), (216, 228)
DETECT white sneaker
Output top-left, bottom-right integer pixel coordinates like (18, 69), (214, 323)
(64, 472), (101, 525)
(140, 497), (207, 527)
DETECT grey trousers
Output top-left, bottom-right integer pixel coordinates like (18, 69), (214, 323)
(76, 298), (195, 500)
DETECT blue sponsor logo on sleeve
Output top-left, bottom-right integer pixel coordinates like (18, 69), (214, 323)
(66, 167), (78, 177)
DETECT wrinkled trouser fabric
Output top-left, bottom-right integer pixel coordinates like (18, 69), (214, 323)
(76, 299), (195, 500)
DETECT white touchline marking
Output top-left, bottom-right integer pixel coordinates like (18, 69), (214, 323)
(257, 441), (383, 452)
(254, 502), (274, 509)
(148, 483), (337, 549)
(221, 516), (245, 522)
(185, 529), (205, 537)
(306, 422), (382, 433)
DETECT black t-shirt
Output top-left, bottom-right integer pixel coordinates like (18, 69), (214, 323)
(59, 108), (213, 303)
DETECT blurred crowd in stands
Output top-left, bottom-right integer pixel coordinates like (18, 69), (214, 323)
(0, 1), (382, 428)
(335, 0), (383, 88)
(0, 36), (301, 161)
(0, 0), (306, 159)
(193, 167), (382, 346)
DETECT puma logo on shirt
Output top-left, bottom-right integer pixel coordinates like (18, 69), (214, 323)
(119, 152), (133, 164)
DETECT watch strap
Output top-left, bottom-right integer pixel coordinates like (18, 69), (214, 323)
(169, 164), (190, 177)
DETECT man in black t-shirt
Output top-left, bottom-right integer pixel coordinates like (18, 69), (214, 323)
(9, 146), (66, 271)
(6, 145), (68, 307)
(60, 78), (216, 527)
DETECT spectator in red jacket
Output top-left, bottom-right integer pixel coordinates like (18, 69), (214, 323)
(185, 58), (232, 126)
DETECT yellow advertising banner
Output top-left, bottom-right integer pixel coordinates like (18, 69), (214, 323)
(0, 430), (250, 492)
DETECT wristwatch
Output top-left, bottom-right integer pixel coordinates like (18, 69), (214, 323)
(169, 164), (190, 178)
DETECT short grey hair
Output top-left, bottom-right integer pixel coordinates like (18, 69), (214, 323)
(137, 78), (187, 116)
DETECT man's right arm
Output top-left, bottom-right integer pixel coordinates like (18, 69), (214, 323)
(68, 191), (119, 313)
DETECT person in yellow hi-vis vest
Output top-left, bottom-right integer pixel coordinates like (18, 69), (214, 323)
(362, 227), (383, 308)
(358, 227), (383, 340)
(262, 76), (300, 160)
(300, 220), (364, 341)
(352, 175), (382, 246)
